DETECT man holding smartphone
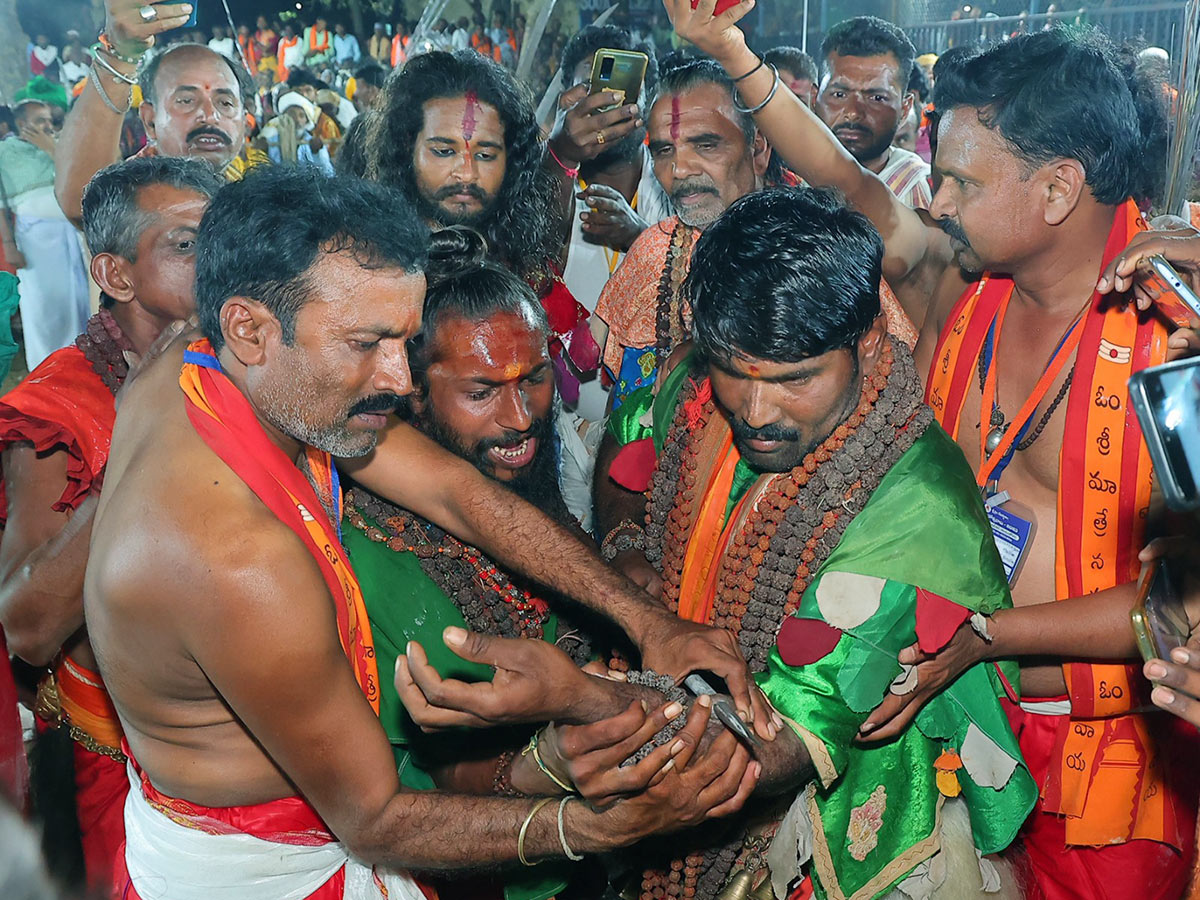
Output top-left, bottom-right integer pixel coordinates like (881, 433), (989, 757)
(54, 0), (264, 227)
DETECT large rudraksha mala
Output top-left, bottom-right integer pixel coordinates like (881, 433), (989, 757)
(635, 339), (932, 900)
(652, 221), (695, 371)
(76, 310), (135, 396)
(345, 488), (591, 664)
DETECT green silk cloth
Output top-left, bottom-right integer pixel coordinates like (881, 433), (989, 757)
(613, 357), (1038, 900)
(343, 510), (571, 900)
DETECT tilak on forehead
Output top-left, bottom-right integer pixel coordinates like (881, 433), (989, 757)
(462, 90), (479, 143)
(670, 95), (681, 141)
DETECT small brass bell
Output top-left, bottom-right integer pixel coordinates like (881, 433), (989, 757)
(715, 870), (754, 900)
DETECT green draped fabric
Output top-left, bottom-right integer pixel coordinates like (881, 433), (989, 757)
(614, 353), (1036, 899)
(343, 513), (571, 900)
(756, 428), (1037, 899)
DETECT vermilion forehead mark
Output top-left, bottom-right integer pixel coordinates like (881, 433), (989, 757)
(462, 90), (479, 143)
(670, 95), (681, 141)
(748, 364), (761, 377)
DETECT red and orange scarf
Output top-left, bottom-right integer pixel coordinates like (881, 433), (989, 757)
(925, 199), (1191, 847)
(179, 340), (380, 714)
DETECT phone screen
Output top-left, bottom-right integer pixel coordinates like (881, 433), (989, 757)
(1140, 358), (1200, 503)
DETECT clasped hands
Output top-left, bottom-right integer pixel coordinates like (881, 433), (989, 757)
(395, 626), (762, 831)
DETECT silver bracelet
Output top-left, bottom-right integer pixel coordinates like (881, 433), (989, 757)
(733, 63), (780, 115)
(88, 66), (130, 116)
(557, 796), (585, 861)
(92, 51), (138, 86)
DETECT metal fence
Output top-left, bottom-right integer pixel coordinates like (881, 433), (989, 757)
(903, 3), (1188, 54)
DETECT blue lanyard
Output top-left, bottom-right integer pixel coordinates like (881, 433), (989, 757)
(979, 315), (1075, 489)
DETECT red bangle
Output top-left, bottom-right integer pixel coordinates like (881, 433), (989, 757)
(547, 143), (579, 179)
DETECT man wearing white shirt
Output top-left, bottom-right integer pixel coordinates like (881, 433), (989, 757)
(208, 26), (236, 59)
(29, 36), (59, 77)
(451, 18), (471, 51)
(0, 101), (88, 369)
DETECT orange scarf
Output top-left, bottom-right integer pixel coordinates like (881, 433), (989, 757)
(925, 199), (1191, 847)
(308, 27), (330, 53)
(178, 340), (379, 713)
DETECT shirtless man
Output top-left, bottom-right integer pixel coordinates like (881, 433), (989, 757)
(86, 169), (761, 896)
(0, 156), (221, 886)
(667, 2), (1195, 896)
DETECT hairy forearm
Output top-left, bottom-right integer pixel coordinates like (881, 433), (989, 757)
(354, 789), (632, 871)
(710, 45), (929, 283)
(988, 583), (1140, 662)
(0, 494), (96, 665)
(55, 65), (127, 224)
(443, 471), (668, 646)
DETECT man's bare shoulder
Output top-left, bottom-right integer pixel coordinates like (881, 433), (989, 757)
(91, 343), (325, 626)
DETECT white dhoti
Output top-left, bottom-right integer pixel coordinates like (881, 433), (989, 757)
(122, 765), (427, 900)
(14, 214), (89, 370)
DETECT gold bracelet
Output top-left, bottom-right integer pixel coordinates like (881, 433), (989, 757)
(522, 729), (576, 794)
(517, 797), (556, 866)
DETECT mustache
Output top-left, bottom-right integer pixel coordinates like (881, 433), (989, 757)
(731, 419), (800, 444)
(186, 126), (233, 146)
(833, 123), (872, 138)
(670, 177), (720, 202)
(938, 217), (971, 246)
(433, 183), (487, 202)
(349, 394), (403, 417)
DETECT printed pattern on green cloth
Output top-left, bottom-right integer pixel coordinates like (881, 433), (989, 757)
(343, 515), (570, 900)
(755, 430), (1037, 899)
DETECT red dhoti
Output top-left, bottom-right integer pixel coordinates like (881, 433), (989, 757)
(1013, 703), (1197, 900)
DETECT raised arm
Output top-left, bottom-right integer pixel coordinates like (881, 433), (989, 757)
(55, 0), (193, 223)
(662, 0), (931, 286)
(342, 418), (770, 734)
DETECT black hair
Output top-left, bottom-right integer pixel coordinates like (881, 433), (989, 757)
(820, 16), (916, 87)
(933, 27), (1167, 206)
(0, 106), (16, 134)
(366, 50), (556, 280)
(763, 46), (818, 84)
(139, 43), (254, 108)
(688, 187), (882, 364)
(337, 113), (372, 178)
(353, 62), (388, 89)
(410, 227), (547, 386)
(906, 61), (930, 103)
(652, 58), (788, 186)
(560, 24), (659, 96)
(194, 168), (428, 351)
(286, 68), (325, 91)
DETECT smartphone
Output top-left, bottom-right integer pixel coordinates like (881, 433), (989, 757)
(588, 49), (648, 113)
(690, 0), (744, 15)
(1128, 355), (1200, 512)
(1137, 255), (1200, 321)
(1131, 559), (1190, 662)
(184, 5), (198, 29)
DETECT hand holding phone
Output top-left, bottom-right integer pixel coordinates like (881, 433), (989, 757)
(1131, 559), (1190, 663)
(588, 49), (649, 113)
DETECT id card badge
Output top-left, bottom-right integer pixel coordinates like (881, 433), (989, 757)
(985, 490), (1036, 585)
